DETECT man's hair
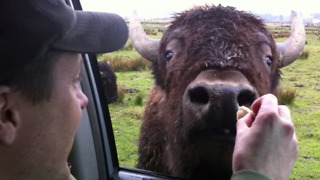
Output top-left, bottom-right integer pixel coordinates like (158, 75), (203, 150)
(1, 50), (63, 104)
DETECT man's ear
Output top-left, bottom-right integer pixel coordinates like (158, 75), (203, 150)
(0, 86), (18, 145)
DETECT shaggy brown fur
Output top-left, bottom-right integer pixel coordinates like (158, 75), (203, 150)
(98, 61), (118, 104)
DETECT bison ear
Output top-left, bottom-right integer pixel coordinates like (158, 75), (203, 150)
(128, 11), (160, 63)
(276, 10), (306, 68)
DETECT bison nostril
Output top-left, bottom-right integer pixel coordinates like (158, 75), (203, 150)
(189, 86), (210, 104)
(237, 89), (256, 107)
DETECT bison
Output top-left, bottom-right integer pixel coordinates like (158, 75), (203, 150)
(129, 5), (305, 179)
(98, 61), (118, 104)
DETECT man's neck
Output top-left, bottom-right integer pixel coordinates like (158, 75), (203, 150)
(0, 149), (70, 180)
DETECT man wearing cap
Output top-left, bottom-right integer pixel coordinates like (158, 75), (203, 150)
(0, 0), (297, 180)
(0, 0), (128, 179)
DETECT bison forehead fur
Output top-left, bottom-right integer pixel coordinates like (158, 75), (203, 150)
(133, 5), (303, 180)
(154, 5), (280, 93)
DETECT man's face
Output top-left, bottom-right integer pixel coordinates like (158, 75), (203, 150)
(14, 53), (88, 170)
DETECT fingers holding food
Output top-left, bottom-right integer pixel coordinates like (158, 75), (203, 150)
(236, 106), (253, 120)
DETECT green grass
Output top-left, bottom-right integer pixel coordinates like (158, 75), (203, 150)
(107, 27), (320, 178)
(111, 114), (141, 167)
(98, 49), (141, 60)
(108, 71), (153, 167)
(279, 33), (320, 179)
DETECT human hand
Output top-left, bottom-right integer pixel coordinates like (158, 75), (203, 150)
(232, 94), (298, 180)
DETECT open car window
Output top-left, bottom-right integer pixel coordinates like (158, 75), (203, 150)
(69, 37), (174, 180)
(68, 0), (175, 179)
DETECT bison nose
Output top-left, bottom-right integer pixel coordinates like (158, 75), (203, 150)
(186, 83), (256, 133)
(188, 83), (256, 108)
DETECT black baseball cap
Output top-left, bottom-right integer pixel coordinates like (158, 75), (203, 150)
(0, 0), (128, 83)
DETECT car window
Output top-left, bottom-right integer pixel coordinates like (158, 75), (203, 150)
(70, 1), (174, 179)
(80, 0), (147, 170)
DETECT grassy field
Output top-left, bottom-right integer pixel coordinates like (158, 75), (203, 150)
(279, 33), (320, 179)
(109, 71), (152, 166)
(106, 27), (320, 179)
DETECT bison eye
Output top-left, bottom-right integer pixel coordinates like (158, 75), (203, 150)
(265, 56), (273, 66)
(165, 50), (173, 61)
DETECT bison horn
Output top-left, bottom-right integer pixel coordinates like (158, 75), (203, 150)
(277, 10), (306, 68)
(129, 11), (160, 62)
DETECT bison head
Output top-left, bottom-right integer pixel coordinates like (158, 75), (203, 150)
(130, 5), (305, 179)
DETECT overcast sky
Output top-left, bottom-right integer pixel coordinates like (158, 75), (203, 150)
(80, 0), (318, 19)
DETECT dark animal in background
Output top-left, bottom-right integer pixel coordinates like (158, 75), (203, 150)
(98, 61), (118, 104)
(129, 5), (305, 179)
